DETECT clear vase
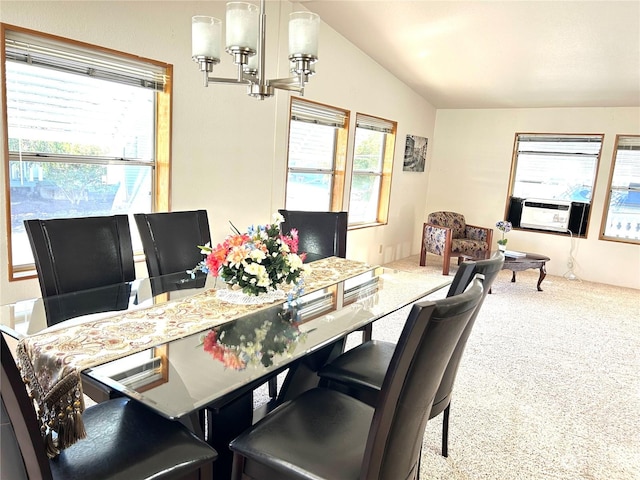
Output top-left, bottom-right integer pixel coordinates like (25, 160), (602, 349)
(498, 244), (506, 252)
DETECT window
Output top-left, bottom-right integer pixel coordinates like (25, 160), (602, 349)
(3, 25), (171, 279)
(506, 133), (603, 237)
(600, 135), (640, 243)
(348, 114), (396, 225)
(285, 98), (348, 211)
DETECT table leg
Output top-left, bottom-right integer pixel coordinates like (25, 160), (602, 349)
(511, 271), (517, 283)
(203, 392), (253, 480)
(537, 263), (547, 291)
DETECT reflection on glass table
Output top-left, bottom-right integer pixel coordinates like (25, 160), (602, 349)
(201, 306), (306, 370)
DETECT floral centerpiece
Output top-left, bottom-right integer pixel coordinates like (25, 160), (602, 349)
(190, 212), (310, 296)
(495, 220), (512, 251)
(201, 307), (305, 370)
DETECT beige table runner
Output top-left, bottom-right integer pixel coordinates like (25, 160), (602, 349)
(16, 257), (374, 457)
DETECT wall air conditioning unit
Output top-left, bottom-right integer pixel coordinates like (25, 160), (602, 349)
(520, 198), (572, 232)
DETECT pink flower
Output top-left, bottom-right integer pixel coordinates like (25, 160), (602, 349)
(281, 228), (299, 253)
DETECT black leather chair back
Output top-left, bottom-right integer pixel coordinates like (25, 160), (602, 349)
(24, 216), (135, 299)
(445, 260), (477, 297)
(278, 210), (347, 259)
(361, 277), (484, 479)
(134, 210), (211, 277)
(431, 252), (504, 418)
(43, 284), (132, 326)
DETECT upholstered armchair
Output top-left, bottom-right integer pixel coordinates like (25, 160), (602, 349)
(420, 211), (493, 275)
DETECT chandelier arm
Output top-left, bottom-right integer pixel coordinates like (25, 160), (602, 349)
(268, 76), (306, 89)
(205, 76), (253, 86)
(269, 83), (305, 94)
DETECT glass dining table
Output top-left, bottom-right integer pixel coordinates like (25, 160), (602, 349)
(1, 257), (451, 479)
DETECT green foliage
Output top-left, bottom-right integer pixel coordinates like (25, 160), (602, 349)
(42, 163), (108, 205)
(9, 138), (110, 205)
(8, 138), (106, 156)
(354, 133), (383, 170)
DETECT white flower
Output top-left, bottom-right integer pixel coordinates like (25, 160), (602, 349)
(245, 263), (269, 287)
(249, 249), (266, 262)
(287, 253), (304, 272)
(199, 242), (211, 254)
(273, 212), (285, 225)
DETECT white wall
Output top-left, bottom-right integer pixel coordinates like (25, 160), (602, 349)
(0, 1), (436, 303)
(430, 107), (640, 289)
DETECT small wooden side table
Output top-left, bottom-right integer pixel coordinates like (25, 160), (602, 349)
(495, 252), (551, 292)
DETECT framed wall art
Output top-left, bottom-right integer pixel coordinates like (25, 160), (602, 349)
(403, 134), (428, 172)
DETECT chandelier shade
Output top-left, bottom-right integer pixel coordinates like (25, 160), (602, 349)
(191, 0), (319, 99)
(226, 2), (258, 55)
(289, 11), (319, 58)
(191, 16), (221, 64)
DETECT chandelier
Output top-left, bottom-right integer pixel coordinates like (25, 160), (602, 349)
(191, 1), (320, 100)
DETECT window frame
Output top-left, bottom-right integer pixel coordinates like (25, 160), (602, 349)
(285, 97), (349, 212)
(599, 134), (640, 244)
(348, 113), (396, 228)
(2, 23), (172, 281)
(504, 132), (604, 238)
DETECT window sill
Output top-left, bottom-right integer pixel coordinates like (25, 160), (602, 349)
(348, 221), (387, 231)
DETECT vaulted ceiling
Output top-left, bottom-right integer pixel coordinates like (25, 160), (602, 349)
(302, 0), (640, 109)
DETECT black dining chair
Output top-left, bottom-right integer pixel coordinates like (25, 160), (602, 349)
(229, 276), (485, 480)
(1, 334), (218, 480)
(272, 210), (351, 399)
(134, 210), (211, 278)
(317, 252), (505, 457)
(24, 216), (136, 329)
(278, 209), (348, 260)
(25, 215), (136, 299)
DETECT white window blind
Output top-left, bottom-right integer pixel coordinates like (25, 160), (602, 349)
(5, 30), (167, 91)
(356, 114), (394, 133)
(291, 98), (347, 128)
(512, 133), (602, 203)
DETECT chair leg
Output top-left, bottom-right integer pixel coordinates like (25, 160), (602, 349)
(268, 377), (278, 399)
(442, 251), (451, 276)
(361, 324), (373, 342)
(230, 452), (245, 480)
(442, 403), (450, 457)
(419, 225), (428, 266)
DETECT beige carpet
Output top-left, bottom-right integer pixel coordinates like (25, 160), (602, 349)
(381, 255), (640, 480)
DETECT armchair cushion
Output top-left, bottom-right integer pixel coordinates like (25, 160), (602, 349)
(428, 211), (466, 239)
(421, 211), (493, 275)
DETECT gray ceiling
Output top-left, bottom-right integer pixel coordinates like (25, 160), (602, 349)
(302, 0), (640, 109)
